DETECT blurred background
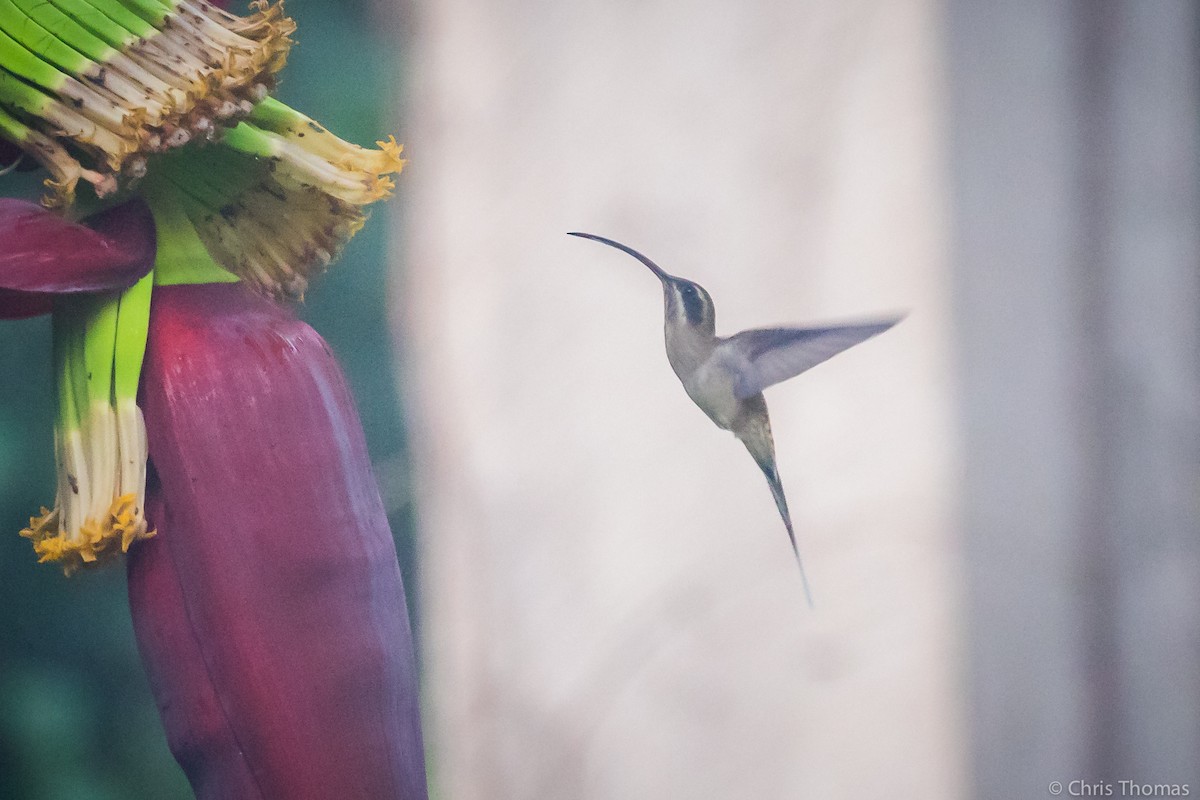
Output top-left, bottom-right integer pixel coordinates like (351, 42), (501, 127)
(401, 0), (1198, 798)
(3, 0), (1199, 799)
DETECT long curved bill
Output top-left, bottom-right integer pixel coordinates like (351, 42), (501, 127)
(567, 231), (672, 281)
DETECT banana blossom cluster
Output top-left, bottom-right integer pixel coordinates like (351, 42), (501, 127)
(1, 0), (425, 795)
(0, 0), (293, 205)
(2, 0), (404, 572)
(0, 0), (403, 298)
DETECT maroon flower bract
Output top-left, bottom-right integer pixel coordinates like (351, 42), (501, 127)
(128, 283), (427, 799)
(0, 198), (155, 317)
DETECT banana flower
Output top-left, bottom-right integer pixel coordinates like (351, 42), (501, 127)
(2, 181), (426, 800)
(0, 0), (426, 793)
(130, 280), (426, 799)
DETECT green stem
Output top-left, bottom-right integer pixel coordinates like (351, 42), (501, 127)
(140, 178), (239, 286)
(113, 0), (172, 28)
(55, 303), (92, 530)
(43, 0), (141, 49)
(51, 305), (75, 433)
(7, 0), (117, 65)
(50, 0), (155, 42)
(82, 291), (120, 408)
(220, 121), (278, 159)
(113, 271), (153, 402)
(51, 303), (86, 433)
(246, 96), (298, 132)
(0, 25), (74, 94)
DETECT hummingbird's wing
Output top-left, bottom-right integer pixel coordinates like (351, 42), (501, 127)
(725, 318), (901, 400)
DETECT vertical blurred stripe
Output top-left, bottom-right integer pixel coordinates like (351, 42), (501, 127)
(948, 0), (1200, 794)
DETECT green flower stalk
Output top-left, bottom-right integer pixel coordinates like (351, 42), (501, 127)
(151, 98), (405, 299)
(0, 0), (295, 206)
(21, 273), (155, 571)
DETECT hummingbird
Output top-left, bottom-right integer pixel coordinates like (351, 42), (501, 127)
(568, 232), (901, 605)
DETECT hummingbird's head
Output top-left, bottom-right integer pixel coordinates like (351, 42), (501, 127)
(662, 276), (716, 335)
(567, 231), (716, 335)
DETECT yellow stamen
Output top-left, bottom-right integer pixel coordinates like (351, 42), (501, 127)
(20, 494), (155, 576)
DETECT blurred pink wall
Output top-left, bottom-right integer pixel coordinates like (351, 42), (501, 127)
(397, 1), (962, 797)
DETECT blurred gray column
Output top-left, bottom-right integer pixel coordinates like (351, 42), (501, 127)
(948, 1), (1200, 794)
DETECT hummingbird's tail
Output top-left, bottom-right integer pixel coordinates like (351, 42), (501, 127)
(739, 423), (814, 608)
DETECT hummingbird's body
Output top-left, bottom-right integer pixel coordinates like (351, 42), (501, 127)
(570, 232), (901, 606)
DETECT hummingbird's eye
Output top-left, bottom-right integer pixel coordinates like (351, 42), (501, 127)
(678, 283), (707, 325)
